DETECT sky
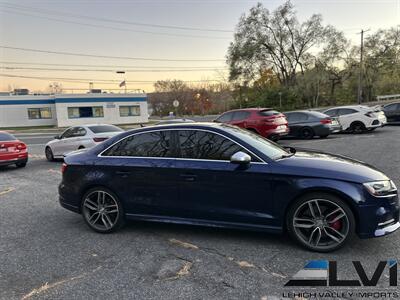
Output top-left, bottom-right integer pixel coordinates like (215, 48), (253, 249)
(0, 0), (399, 93)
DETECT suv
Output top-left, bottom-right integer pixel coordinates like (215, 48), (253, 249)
(214, 108), (289, 140)
(323, 105), (387, 133)
(382, 102), (400, 124)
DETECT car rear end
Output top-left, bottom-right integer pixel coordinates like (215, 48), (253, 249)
(87, 125), (124, 145)
(363, 106), (387, 129)
(254, 109), (289, 140)
(0, 132), (28, 167)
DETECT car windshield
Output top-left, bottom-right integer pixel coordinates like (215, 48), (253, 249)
(88, 125), (123, 133)
(0, 132), (16, 141)
(221, 125), (288, 160)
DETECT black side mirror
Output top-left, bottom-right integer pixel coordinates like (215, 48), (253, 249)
(284, 146), (296, 154)
(54, 135), (61, 139)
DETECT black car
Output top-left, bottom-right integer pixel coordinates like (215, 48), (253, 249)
(284, 110), (341, 139)
(58, 123), (399, 252)
(382, 102), (400, 124)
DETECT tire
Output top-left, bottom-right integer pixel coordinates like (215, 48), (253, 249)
(16, 162), (27, 168)
(350, 122), (366, 134)
(78, 146), (85, 150)
(45, 147), (54, 162)
(286, 192), (355, 252)
(300, 127), (315, 139)
(81, 187), (125, 233)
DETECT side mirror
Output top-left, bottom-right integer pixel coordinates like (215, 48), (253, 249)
(54, 135), (61, 139)
(230, 151), (251, 164)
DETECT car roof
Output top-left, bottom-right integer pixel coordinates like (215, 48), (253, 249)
(223, 108), (273, 112)
(324, 105), (370, 110)
(284, 110), (328, 116)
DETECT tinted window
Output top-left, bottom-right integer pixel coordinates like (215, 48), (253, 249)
(102, 131), (172, 157)
(288, 113), (308, 122)
(88, 125), (123, 133)
(178, 130), (247, 161)
(75, 127), (87, 137)
(232, 111), (251, 121)
(220, 125), (288, 160)
(0, 132), (16, 141)
(61, 128), (75, 139)
(384, 103), (399, 111)
(338, 109), (357, 116)
(215, 112), (233, 123)
(324, 109), (337, 117)
(259, 110), (280, 116)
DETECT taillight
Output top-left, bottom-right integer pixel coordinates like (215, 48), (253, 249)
(61, 163), (67, 174)
(320, 118), (332, 124)
(16, 143), (27, 150)
(93, 137), (108, 142)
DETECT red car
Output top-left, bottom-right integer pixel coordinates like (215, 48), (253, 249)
(0, 131), (28, 168)
(214, 108), (289, 140)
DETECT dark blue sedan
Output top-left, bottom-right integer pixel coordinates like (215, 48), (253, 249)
(59, 123), (399, 252)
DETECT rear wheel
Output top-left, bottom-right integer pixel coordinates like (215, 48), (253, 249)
(350, 122), (366, 134)
(300, 127), (315, 139)
(287, 193), (355, 252)
(45, 147), (54, 162)
(81, 187), (125, 233)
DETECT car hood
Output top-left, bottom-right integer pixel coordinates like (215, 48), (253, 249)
(276, 149), (389, 183)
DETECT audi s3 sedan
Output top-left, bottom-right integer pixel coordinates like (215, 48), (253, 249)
(58, 123), (399, 252)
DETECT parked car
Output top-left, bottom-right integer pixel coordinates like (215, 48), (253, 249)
(214, 108), (289, 141)
(45, 124), (123, 161)
(323, 105), (387, 133)
(0, 131), (28, 168)
(155, 118), (194, 125)
(382, 102), (400, 124)
(284, 110), (341, 139)
(59, 123), (399, 252)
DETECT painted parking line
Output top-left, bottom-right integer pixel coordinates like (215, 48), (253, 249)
(29, 154), (46, 159)
(0, 187), (15, 196)
(48, 169), (62, 175)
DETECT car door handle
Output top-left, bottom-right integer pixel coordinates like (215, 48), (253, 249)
(180, 174), (197, 182)
(116, 170), (131, 177)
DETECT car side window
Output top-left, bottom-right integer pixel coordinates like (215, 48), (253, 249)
(178, 130), (257, 161)
(61, 128), (74, 139)
(216, 112), (233, 123)
(72, 127), (87, 137)
(324, 109), (337, 117)
(102, 131), (173, 157)
(231, 111), (250, 121)
(338, 109), (356, 116)
(385, 104), (398, 111)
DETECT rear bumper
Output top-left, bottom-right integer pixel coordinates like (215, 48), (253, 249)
(0, 156), (28, 166)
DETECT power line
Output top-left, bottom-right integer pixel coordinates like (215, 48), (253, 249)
(0, 61), (227, 69)
(0, 45), (225, 62)
(1, 2), (233, 33)
(0, 66), (228, 72)
(0, 7), (231, 40)
(0, 73), (222, 84)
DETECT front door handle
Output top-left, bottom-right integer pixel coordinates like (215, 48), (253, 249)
(180, 174), (197, 182)
(116, 170), (131, 177)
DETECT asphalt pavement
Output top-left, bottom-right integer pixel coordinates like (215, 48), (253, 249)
(0, 126), (399, 299)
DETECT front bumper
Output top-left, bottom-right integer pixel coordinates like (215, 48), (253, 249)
(375, 221), (400, 237)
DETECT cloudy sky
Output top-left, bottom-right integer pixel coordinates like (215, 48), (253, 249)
(0, 0), (399, 93)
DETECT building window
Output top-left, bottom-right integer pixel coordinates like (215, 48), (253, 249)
(119, 105), (140, 117)
(28, 108), (52, 119)
(67, 106), (104, 119)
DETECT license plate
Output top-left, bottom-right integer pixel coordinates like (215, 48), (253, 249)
(0, 148), (7, 152)
(332, 121), (338, 125)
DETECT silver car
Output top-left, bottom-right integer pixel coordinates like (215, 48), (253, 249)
(45, 124), (123, 161)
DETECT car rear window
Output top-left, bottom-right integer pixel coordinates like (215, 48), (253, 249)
(0, 132), (16, 141)
(88, 125), (123, 133)
(258, 110), (281, 116)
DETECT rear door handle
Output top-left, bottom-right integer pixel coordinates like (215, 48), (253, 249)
(180, 174), (197, 182)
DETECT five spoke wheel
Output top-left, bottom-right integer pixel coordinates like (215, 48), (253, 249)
(82, 189), (123, 233)
(288, 194), (354, 252)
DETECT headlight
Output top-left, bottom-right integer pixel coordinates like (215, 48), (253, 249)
(363, 180), (397, 197)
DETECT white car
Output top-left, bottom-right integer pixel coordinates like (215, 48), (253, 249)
(323, 105), (387, 133)
(45, 124), (123, 161)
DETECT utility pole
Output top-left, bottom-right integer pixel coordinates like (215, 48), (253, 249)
(357, 29), (370, 104)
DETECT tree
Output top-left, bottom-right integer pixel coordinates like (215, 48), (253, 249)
(227, 1), (330, 87)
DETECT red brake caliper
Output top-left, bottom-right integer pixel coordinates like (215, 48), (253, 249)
(329, 214), (342, 231)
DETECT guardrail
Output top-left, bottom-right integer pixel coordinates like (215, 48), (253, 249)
(376, 94), (400, 101)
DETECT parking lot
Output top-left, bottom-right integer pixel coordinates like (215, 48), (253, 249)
(1, 126), (399, 299)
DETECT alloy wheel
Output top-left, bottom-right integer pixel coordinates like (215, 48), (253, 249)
(82, 190), (120, 231)
(292, 199), (350, 251)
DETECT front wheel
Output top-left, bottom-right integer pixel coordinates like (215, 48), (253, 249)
(287, 193), (355, 252)
(16, 162), (27, 168)
(45, 147), (54, 162)
(350, 122), (366, 134)
(81, 187), (125, 233)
